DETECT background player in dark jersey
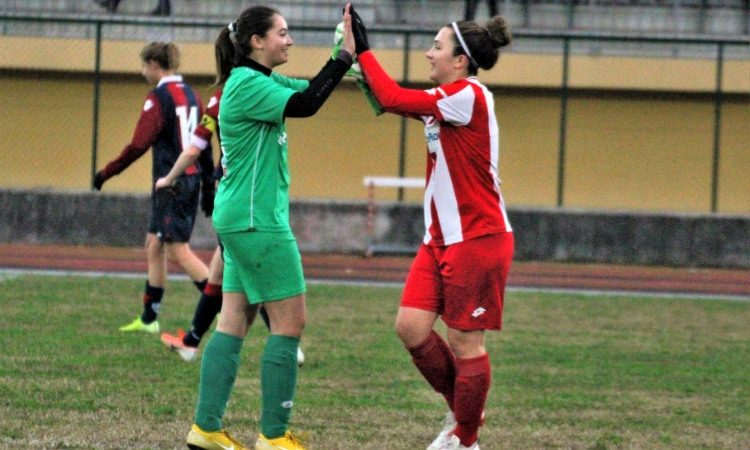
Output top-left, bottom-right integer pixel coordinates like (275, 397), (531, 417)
(155, 86), (224, 362)
(93, 41), (210, 335)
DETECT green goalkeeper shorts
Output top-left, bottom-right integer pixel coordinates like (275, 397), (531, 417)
(219, 229), (306, 303)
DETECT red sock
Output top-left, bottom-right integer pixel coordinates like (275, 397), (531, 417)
(407, 330), (456, 410)
(204, 282), (222, 297)
(453, 354), (491, 447)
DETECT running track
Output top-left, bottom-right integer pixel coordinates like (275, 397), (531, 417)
(0, 243), (747, 298)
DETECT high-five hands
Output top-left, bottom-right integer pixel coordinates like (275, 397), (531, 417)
(339, 3), (356, 56)
(340, 4), (383, 115)
(348, 4), (369, 54)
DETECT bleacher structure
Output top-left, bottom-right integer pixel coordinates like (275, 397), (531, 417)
(1, 0), (748, 42)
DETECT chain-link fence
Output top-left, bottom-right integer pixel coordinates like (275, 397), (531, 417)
(1, 9), (749, 213)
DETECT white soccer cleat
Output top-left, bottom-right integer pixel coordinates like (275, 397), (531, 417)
(427, 411), (457, 450)
(443, 435), (480, 450)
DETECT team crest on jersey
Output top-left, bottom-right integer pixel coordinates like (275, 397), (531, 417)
(143, 99), (154, 111)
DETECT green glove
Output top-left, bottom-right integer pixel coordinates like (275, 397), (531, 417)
(333, 21), (362, 79)
(333, 21), (384, 116)
(356, 79), (384, 116)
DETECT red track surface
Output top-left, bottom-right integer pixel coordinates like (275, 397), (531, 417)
(0, 243), (747, 298)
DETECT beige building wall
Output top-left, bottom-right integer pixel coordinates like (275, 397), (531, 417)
(1, 37), (748, 213)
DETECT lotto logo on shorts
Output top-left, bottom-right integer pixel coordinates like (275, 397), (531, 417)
(472, 307), (486, 318)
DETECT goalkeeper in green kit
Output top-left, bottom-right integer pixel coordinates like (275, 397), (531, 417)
(185, 4), (357, 450)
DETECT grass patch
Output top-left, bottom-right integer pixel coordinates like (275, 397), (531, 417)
(0, 274), (748, 449)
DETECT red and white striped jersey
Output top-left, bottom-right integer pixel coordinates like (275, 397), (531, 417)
(359, 52), (512, 246)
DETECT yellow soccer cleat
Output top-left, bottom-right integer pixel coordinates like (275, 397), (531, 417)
(187, 424), (247, 450)
(118, 317), (159, 333)
(255, 431), (308, 450)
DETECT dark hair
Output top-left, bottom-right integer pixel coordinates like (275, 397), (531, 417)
(450, 16), (512, 76)
(213, 27), (235, 86)
(215, 5), (280, 83)
(139, 42), (180, 70)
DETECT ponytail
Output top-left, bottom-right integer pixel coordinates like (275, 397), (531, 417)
(214, 26), (235, 86)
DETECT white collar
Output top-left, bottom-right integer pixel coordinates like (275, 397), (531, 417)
(157, 74), (183, 86)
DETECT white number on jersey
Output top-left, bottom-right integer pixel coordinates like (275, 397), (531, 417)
(175, 105), (199, 151)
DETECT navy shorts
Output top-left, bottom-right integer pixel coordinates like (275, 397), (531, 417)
(149, 174), (200, 243)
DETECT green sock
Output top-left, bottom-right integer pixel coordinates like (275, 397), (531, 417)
(261, 335), (301, 439)
(194, 331), (243, 431)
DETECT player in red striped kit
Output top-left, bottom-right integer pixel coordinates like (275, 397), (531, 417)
(94, 42), (210, 334)
(348, 8), (513, 450)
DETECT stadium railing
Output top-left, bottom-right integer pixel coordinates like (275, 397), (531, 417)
(1, 10), (748, 212)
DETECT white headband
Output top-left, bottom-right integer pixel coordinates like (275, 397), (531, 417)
(228, 22), (237, 44)
(451, 22), (478, 69)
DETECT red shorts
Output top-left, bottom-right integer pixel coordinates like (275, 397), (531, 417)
(401, 232), (514, 331)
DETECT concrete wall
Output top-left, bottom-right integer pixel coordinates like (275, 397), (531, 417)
(2, 189), (749, 269)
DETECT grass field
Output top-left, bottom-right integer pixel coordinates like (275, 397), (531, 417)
(1, 274), (748, 450)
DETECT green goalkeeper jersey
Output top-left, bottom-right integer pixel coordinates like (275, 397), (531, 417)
(213, 65), (308, 234)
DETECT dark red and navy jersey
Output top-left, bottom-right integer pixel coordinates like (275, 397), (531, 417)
(190, 89), (222, 151)
(191, 89), (223, 181)
(100, 75), (204, 182)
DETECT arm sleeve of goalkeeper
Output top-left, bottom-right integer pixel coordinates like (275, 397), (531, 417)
(283, 50), (353, 119)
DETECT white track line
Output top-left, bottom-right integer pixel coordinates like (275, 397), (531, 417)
(2, 267), (747, 301)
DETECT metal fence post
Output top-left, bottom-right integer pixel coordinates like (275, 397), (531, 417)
(557, 37), (571, 208)
(90, 20), (103, 190)
(710, 42), (725, 213)
(397, 31), (411, 202)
